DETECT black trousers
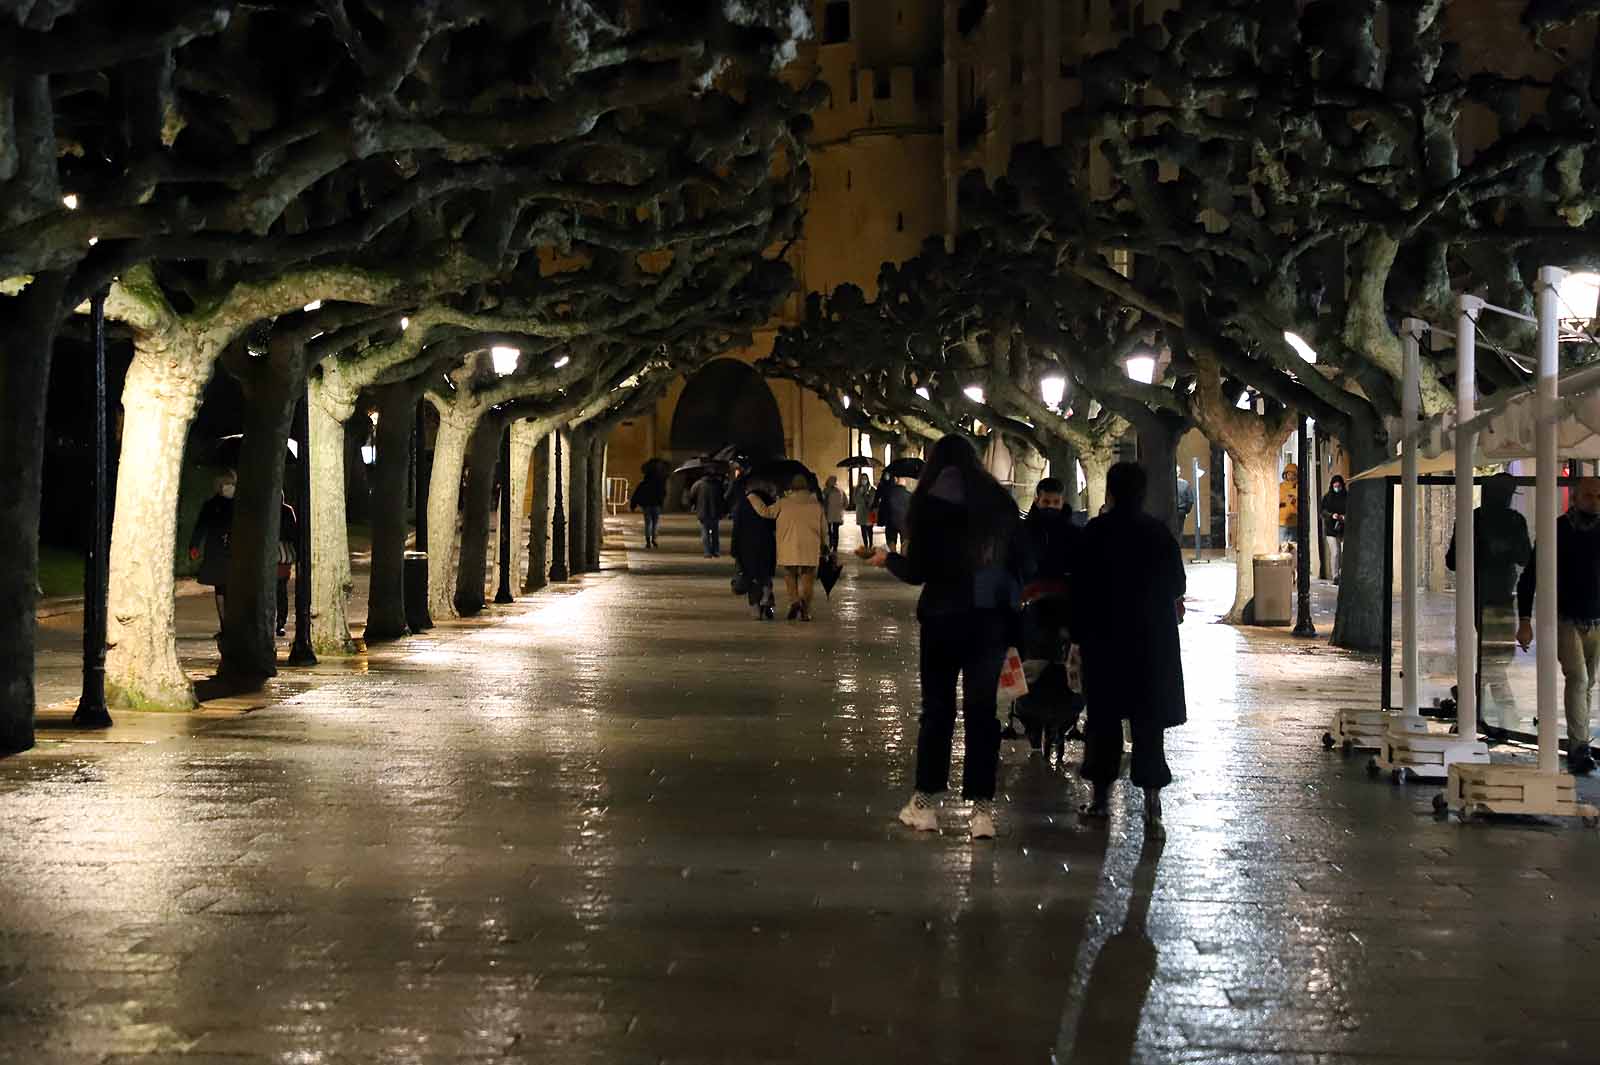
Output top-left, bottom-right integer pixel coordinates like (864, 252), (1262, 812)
(1080, 708), (1171, 790)
(915, 610), (1007, 800)
(858, 524), (874, 547)
(828, 522), (842, 551)
(275, 577), (290, 630)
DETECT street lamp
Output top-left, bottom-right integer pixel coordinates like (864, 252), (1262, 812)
(491, 346), (520, 376)
(1285, 332), (1318, 638)
(1040, 375), (1067, 409)
(553, 355), (571, 369)
(1125, 354), (1156, 384)
(963, 385), (985, 404)
(915, 386), (931, 400)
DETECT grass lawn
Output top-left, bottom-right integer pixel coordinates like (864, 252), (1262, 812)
(38, 544), (85, 599)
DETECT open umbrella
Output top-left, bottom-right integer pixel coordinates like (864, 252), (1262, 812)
(711, 443), (743, 462)
(750, 457), (818, 493)
(673, 456), (727, 475)
(836, 456), (881, 469)
(883, 456), (925, 480)
(212, 433), (298, 469)
(818, 552), (844, 597)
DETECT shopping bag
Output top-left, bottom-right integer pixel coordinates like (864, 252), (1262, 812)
(996, 646), (1028, 720)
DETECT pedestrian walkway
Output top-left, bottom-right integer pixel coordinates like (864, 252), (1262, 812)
(4, 516), (1598, 1063)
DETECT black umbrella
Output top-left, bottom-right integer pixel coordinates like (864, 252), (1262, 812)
(818, 552), (844, 597)
(673, 456), (727, 475)
(751, 457), (818, 494)
(711, 443), (743, 462)
(836, 456), (881, 469)
(883, 456), (925, 479)
(212, 433), (298, 469)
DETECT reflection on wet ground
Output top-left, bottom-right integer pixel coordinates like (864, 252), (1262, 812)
(4, 516), (1600, 1063)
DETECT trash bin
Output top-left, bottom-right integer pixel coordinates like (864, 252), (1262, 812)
(1252, 553), (1293, 626)
(404, 550), (433, 633)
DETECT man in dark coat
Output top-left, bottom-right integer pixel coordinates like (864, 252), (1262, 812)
(628, 463), (668, 548)
(874, 478), (911, 552)
(1071, 462), (1187, 831)
(688, 472), (724, 557)
(1445, 471), (1531, 724)
(732, 477), (778, 619)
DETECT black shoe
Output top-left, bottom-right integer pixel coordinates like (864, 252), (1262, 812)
(276, 627), (286, 637)
(787, 602), (801, 621)
(1570, 749), (1596, 775)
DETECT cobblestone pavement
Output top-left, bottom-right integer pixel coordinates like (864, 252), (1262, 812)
(5, 516), (1599, 1064)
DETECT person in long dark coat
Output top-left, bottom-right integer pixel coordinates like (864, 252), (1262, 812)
(188, 471), (237, 636)
(629, 464), (668, 548)
(1070, 462), (1186, 832)
(732, 477), (778, 619)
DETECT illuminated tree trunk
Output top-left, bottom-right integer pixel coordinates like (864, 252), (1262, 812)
(1332, 424), (1388, 652)
(567, 430), (590, 577)
(307, 375), (358, 654)
(0, 271), (67, 753)
(1227, 455), (1280, 623)
(1080, 448), (1114, 518)
(508, 420), (540, 592)
(523, 434), (551, 594)
(106, 333), (215, 710)
(364, 381), (418, 641)
(1006, 435), (1047, 510)
(585, 431), (607, 572)
(454, 414), (503, 617)
(426, 411), (474, 622)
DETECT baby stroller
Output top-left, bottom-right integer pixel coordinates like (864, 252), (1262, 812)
(1008, 585), (1083, 768)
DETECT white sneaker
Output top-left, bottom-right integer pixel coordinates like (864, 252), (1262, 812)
(897, 798), (938, 832)
(970, 805), (996, 840)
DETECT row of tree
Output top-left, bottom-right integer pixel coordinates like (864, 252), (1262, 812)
(0, 1), (818, 753)
(766, 0), (1600, 645)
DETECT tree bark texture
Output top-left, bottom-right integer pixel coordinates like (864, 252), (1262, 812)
(1005, 435), (1047, 510)
(508, 421), (540, 592)
(1080, 447), (1114, 519)
(1135, 414), (1186, 534)
(220, 347), (308, 683)
(585, 431), (607, 572)
(307, 377), (358, 654)
(1228, 456), (1280, 624)
(454, 415), (503, 617)
(567, 430), (590, 578)
(426, 412), (474, 622)
(364, 381), (419, 641)
(523, 434), (551, 594)
(1331, 425), (1389, 652)
(106, 332), (216, 710)
(0, 272), (67, 753)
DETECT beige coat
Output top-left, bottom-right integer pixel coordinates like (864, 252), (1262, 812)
(749, 490), (828, 568)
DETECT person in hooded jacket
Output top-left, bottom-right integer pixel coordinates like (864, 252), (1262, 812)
(629, 464), (668, 548)
(1446, 471), (1531, 723)
(1320, 474), (1348, 582)
(864, 434), (1033, 840)
(733, 476), (778, 619)
(1072, 462), (1186, 833)
(874, 477), (912, 552)
(748, 473), (829, 620)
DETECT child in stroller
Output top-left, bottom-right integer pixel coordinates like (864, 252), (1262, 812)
(1008, 585), (1083, 767)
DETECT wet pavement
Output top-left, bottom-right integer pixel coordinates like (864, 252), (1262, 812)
(5, 515), (1600, 1064)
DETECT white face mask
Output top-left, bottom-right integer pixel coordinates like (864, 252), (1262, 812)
(220, 484), (236, 499)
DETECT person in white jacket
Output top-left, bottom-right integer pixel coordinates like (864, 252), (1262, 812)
(823, 475), (847, 552)
(748, 474), (829, 621)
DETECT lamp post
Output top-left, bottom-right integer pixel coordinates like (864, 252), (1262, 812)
(495, 424), (515, 603)
(1292, 413), (1316, 637)
(72, 289), (112, 729)
(549, 431), (569, 582)
(414, 399), (428, 552)
(287, 392), (317, 666)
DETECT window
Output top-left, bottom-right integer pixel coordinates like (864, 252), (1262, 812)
(849, 63), (858, 103)
(873, 69), (891, 100)
(846, 169), (852, 190)
(896, 212), (905, 232)
(823, 1), (850, 43)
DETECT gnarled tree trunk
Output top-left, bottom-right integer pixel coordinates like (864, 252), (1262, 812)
(585, 431), (606, 572)
(1080, 445), (1115, 518)
(508, 421), (540, 591)
(1228, 455), (1280, 623)
(307, 375), (358, 654)
(0, 272), (67, 753)
(1332, 423), (1389, 652)
(524, 433), (551, 593)
(106, 332), (216, 710)
(1134, 413), (1187, 534)
(426, 410), (474, 621)
(454, 414), (503, 616)
(364, 380), (419, 641)
(1005, 435), (1047, 510)
(567, 429), (590, 578)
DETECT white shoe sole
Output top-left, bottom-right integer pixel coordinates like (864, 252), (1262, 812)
(898, 807), (938, 832)
(970, 815), (996, 840)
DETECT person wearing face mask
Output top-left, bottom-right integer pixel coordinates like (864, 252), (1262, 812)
(189, 471), (237, 637)
(1516, 477), (1600, 774)
(1320, 475), (1348, 583)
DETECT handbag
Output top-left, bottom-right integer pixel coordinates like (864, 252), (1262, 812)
(866, 509), (878, 525)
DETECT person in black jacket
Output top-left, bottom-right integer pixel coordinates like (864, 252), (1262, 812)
(1320, 475), (1348, 582)
(188, 471), (236, 637)
(1516, 477), (1600, 774)
(1445, 472), (1531, 719)
(864, 434), (1032, 840)
(1071, 462), (1187, 832)
(732, 477), (778, 620)
(873, 477), (911, 552)
(629, 464), (668, 549)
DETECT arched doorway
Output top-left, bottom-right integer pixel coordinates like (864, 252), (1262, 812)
(670, 359), (786, 460)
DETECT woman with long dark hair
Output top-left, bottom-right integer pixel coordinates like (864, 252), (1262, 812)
(864, 434), (1031, 839)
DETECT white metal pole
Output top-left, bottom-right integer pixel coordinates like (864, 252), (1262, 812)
(1536, 268), (1563, 774)
(1401, 319), (1423, 720)
(1456, 297), (1481, 743)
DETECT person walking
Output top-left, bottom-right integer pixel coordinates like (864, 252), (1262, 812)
(733, 478), (778, 620)
(188, 471), (236, 637)
(864, 434), (1032, 840)
(1072, 462), (1186, 833)
(629, 464), (668, 548)
(853, 474), (876, 548)
(1277, 462), (1299, 545)
(1516, 476), (1600, 774)
(1447, 472), (1531, 721)
(823, 475), (847, 552)
(1320, 474), (1348, 582)
(875, 476), (911, 553)
(275, 494), (299, 637)
(689, 472), (724, 558)
(747, 473), (828, 621)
